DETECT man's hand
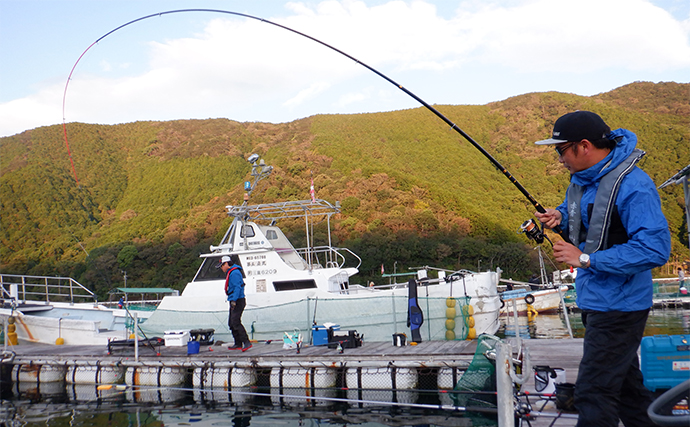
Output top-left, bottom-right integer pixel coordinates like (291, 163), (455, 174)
(534, 208), (562, 230)
(230, 301), (236, 309)
(553, 240), (584, 267)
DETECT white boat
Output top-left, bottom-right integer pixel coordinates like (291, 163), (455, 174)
(139, 196), (501, 343)
(1, 156), (501, 345)
(0, 277), (175, 345)
(499, 283), (570, 314)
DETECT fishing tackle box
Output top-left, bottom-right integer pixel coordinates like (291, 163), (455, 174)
(640, 334), (690, 391)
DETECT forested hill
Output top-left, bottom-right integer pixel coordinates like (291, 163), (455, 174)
(1, 81), (688, 300)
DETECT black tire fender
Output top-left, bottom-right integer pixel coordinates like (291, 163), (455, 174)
(524, 294), (535, 305)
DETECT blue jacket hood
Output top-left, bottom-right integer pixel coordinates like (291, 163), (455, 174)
(570, 128), (637, 187)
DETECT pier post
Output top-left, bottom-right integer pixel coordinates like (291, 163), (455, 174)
(496, 341), (514, 426)
(134, 312), (139, 362)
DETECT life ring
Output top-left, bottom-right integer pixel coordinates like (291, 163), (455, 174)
(524, 294), (535, 305)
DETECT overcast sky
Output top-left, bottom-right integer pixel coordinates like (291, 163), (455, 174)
(1, 0), (689, 138)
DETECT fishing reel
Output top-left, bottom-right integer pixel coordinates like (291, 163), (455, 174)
(518, 218), (552, 246)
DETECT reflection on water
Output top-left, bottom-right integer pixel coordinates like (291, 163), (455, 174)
(2, 309), (688, 427)
(0, 385), (497, 427)
(499, 307), (690, 339)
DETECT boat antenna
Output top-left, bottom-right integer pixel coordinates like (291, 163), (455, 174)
(243, 153), (273, 207)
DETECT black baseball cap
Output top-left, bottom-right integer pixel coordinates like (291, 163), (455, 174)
(535, 111), (611, 145)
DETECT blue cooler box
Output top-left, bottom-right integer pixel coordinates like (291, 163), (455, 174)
(312, 324), (339, 346)
(640, 334), (690, 391)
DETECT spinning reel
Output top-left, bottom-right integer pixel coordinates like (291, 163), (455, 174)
(518, 218), (552, 246)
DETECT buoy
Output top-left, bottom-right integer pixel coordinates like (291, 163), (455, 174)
(55, 337), (65, 345)
(462, 305), (474, 316)
(7, 317), (18, 346)
(466, 328), (477, 340)
(445, 299), (457, 340)
(97, 384), (113, 390)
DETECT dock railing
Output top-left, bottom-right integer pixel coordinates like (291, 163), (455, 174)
(0, 274), (98, 306)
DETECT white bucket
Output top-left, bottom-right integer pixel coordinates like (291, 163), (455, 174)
(533, 365), (565, 394)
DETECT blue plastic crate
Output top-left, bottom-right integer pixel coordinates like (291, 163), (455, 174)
(640, 334), (690, 391)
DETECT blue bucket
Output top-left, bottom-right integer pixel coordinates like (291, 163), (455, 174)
(187, 340), (200, 355)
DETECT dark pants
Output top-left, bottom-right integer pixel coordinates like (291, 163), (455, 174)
(228, 297), (249, 346)
(575, 309), (654, 427)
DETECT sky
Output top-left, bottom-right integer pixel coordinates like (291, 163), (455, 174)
(1, 0), (689, 138)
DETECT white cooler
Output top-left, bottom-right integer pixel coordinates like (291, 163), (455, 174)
(164, 330), (190, 347)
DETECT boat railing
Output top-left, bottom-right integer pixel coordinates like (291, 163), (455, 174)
(296, 245), (362, 270)
(0, 274), (98, 306)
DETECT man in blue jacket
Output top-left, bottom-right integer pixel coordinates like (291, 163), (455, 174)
(534, 111), (671, 427)
(218, 255), (251, 351)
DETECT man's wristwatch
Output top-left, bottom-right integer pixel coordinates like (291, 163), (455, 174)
(579, 253), (590, 268)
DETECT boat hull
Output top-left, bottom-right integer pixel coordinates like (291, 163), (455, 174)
(140, 272), (501, 343)
(500, 286), (569, 315)
(0, 303), (152, 346)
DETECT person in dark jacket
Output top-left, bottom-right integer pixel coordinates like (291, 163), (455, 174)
(218, 255), (251, 351)
(534, 111), (671, 427)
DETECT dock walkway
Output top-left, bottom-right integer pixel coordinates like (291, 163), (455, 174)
(2, 338), (588, 426)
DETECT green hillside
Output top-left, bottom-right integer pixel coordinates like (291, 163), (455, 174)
(1, 82), (688, 300)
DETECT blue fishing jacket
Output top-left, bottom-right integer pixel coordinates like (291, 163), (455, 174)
(555, 129), (671, 312)
(225, 264), (246, 302)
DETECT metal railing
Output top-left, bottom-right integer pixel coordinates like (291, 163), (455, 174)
(295, 245), (362, 271)
(0, 274), (98, 305)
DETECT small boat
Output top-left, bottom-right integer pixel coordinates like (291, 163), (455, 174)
(0, 277), (176, 345)
(498, 246), (571, 315)
(499, 283), (571, 314)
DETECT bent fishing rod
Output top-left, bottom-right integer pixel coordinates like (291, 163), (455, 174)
(62, 8), (569, 243)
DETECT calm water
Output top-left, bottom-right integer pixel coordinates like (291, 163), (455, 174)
(2, 308), (688, 427)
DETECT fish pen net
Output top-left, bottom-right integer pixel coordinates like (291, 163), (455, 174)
(141, 295), (484, 343)
(451, 334), (500, 409)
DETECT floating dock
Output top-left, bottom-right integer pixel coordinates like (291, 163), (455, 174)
(0, 337), (589, 426)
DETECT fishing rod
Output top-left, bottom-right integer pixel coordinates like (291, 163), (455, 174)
(62, 8), (568, 242)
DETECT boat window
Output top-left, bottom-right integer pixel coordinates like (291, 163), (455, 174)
(240, 225), (255, 238)
(194, 256), (234, 282)
(266, 230), (278, 240)
(273, 280), (317, 291)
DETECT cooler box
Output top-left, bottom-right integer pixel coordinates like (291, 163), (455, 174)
(164, 330), (190, 347)
(312, 324), (339, 346)
(641, 334), (690, 391)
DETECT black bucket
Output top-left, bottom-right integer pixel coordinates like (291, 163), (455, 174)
(554, 382), (577, 412)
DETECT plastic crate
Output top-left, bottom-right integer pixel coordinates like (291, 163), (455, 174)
(641, 334), (690, 391)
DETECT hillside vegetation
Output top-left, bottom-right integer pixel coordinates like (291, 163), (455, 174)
(1, 82), (688, 300)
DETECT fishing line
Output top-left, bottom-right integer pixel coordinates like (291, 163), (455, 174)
(62, 8), (568, 242)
